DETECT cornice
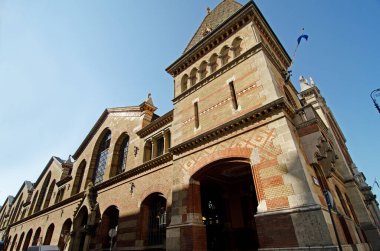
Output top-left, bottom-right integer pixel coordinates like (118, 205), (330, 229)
(8, 153), (173, 228)
(95, 152), (173, 191)
(170, 97), (294, 155)
(173, 43), (262, 104)
(136, 110), (173, 138)
(9, 192), (84, 227)
(56, 176), (72, 187)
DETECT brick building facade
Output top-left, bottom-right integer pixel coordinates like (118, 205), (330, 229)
(1, 1), (379, 250)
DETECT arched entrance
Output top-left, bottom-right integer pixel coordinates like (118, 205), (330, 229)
(43, 224), (55, 245)
(22, 229), (33, 251)
(72, 207), (89, 251)
(139, 193), (167, 249)
(192, 158), (259, 250)
(9, 234), (17, 251)
(32, 228), (41, 246)
(16, 232), (25, 251)
(95, 206), (119, 249)
(58, 219), (72, 250)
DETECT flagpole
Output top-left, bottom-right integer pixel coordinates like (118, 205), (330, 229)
(289, 28), (305, 69)
(286, 28), (307, 82)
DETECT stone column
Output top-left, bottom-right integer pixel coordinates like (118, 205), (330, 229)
(166, 179), (206, 251)
(164, 130), (170, 153)
(151, 138), (157, 159)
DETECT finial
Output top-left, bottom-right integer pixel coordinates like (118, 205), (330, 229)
(207, 7), (211, 15)
(65, 155), (73, 164)
(309, 77), (315, 86)
(148, 93), (151, 99)
(299, 75), (312, 91)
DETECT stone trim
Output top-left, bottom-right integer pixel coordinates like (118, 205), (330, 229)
(170, 97), (294, 155)
(136, 110), (173, 138)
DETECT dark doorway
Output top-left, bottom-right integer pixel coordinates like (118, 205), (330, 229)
(197, 160), (259, 250)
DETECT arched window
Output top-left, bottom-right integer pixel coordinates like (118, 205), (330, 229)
(335, 186), (350, 216)
(32, 227), (41, 246)
(220, 45), (230, 66)
(345, 194), (359, 223)
(55, 188), (65, 204)
(34, 172), (52, 213)
(110, 134), (130, 177)
(22, 229), (33, 251)
(198, 61), (208, 80)
(209, 53), (218, 73)
(20, 208), (27, 220)
(71, 160), (86, 195)
(11, 199), (22, 223)
(44, 224), (55, 245)
(28, 191), (39, 216)
(10, 234), (17, 251)
(231, 37), (243, 58)
(16, 232), (25, 251)
(43, 180), (56, 209)
(58, 219), (72, 251)
(14, 200), (24, 222)
(190, 68), (198, 86)
(180, 74), (188, 93)
(140, 193), (167, 246)
(144, 141), (152, 162)
(99, 206), (119, 249)
(93, 130), (111, 185)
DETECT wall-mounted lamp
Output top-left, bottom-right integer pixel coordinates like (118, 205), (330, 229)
(134, 146), (139, 157)
(130, 182), (135, 195)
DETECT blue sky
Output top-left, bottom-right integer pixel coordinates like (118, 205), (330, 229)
(0, 0), (379, 204)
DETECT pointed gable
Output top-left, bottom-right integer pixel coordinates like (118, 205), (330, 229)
(184, 0), (242, 53)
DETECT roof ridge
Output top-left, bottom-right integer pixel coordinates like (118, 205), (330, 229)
(183, 0), (243, 53)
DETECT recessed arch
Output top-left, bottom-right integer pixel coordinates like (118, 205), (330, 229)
(97, 205), (119, 249)
(219, 45), (230, 65)
(34, 172), (52, 213)
(110, 133), (130, 177)
(190, 157), (259, 250)
(58, 218), (72, 251)
(73, 206), (89, 251)
(180, 74), (189, 93)
(86, 128), (112, 186)
(209, 53), (218, 73)
(32, 227), (41, 246)
(22, 229), (33, 251)
(28, 191), (39, 216)
(72, 160), (86, 195)
(9, 234), (17, 251)
(231, 36), (243, 58)
(43, 223), (55, 245)
(16, 232), (25, 251)
(143, 140), (153, 162)
(190, 67), (198, 86)
(43, 179), (56, 209)
(198, 61), (208, 80)
(139, 193), (167, 247)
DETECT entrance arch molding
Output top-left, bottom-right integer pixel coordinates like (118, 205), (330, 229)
(188, 147), (253, 179)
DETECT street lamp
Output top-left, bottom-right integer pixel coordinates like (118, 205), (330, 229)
(370, 88), (380, 113)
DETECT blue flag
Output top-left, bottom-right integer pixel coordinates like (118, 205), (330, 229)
(297, 34), (309, 45)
